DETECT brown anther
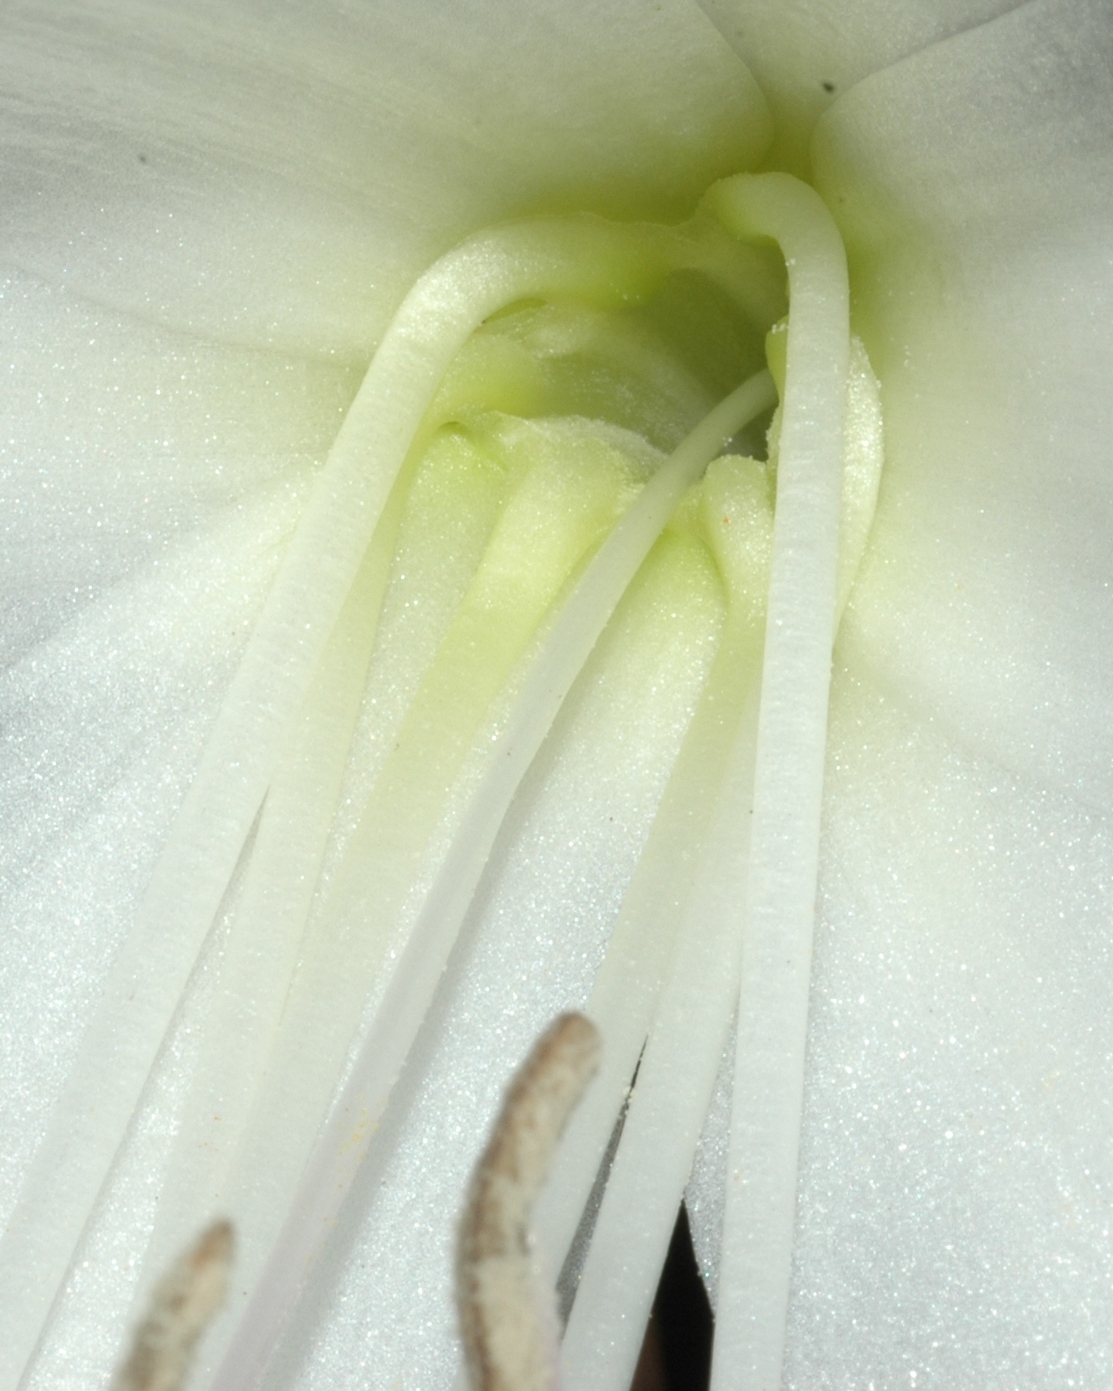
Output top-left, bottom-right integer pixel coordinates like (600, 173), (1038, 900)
(457, 1013), (601, 1391)
(110, 1219), (234, 1391)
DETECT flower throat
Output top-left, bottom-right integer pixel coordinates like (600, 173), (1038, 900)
(4, 174), (882, 1391)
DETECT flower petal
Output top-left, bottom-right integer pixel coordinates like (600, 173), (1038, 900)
(698, 0), (1025, 172)
(0, 0), (770, 356)
(818, 0), (1113, 806)
(0, 270), (359, 663)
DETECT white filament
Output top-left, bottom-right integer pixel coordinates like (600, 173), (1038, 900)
(543, 171), (857, 1391)
(707, 172), (850, 1391)
(210, 368), (776, 1390)
(0, 212), (759, 1389)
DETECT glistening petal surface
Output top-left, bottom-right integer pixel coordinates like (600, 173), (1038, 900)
(698, 0), (1026, 172)
(0, 0), (770, 356)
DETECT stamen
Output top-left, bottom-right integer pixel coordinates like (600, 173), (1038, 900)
(211, 368), (775, 1390)
(457, 1013), (600, 1391)
(0, 211), (765, 1382)
(535, 450), (775, 1281)
(6, 165), (879, 1391)
(109, 1221), (233, 1391)
(548, 172), (873, 1391)
(707, 171), (851, 1391)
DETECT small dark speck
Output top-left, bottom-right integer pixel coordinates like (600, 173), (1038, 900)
(821, 81), (836, 93)
(138, 152), (148, 164)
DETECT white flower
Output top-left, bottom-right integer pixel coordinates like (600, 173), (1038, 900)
(2, 0), (1112, 1387)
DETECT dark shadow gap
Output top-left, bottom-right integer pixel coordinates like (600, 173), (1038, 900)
(630, 1204), (713, 1391)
